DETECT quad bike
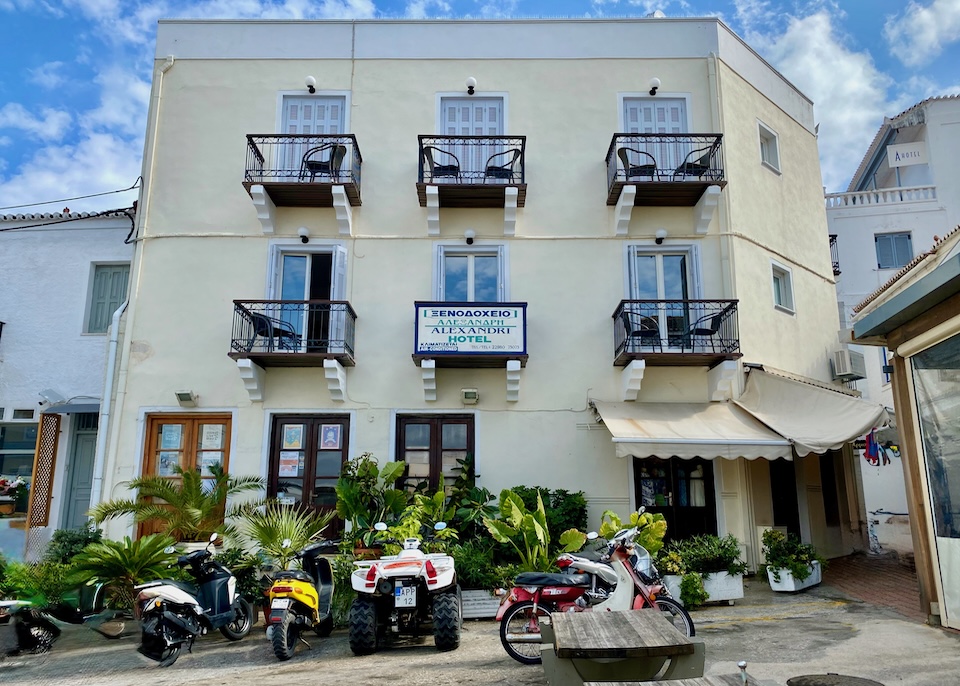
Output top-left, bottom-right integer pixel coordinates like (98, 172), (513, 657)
(348, 522), (461, 654)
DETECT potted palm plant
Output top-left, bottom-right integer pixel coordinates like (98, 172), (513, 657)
(87, 464), (264, 544)
(761, 529), (824, 592)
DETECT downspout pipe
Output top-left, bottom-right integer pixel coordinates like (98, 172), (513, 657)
(89, 300), (127, 508)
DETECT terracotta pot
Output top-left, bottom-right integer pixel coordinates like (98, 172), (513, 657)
(0, 498), (15, 516)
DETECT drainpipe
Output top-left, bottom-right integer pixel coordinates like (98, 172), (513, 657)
(89, 300), (127, 507)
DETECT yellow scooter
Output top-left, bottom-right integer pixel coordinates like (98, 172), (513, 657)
(266, 538), (337, 660)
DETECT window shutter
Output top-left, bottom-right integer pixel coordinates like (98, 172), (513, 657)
(88, 264), (130, 333)
(875, 235), (894, 269)
(892, 233), (912, 267)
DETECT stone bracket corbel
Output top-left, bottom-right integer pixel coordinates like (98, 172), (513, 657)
(426, 186), (440, 236)
(504, 187), (518, 236)
(708, 360), (741, 401)
(620, 359), (646, 401)
(332, 185), (352, 236)
(694, 185), (721, 234)
(236, 359), (265, 402)
(323, 359), (346, 402)
(421, 359), (437, 401)
(614, 185), (637, 236)
(506, 359), (522, 402)
(249, 184), (276, 234)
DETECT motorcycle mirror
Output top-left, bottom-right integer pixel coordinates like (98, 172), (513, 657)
(586, 531), (599, 540)
(637, 506), (646, 515)
(434, 522), (447, 531)
(163, 546), (176, 554)
(374, 522), (388, 531)
(281, 538), (292, 549)
(209, 532), (219, 543)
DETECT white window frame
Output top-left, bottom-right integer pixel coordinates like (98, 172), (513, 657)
(758, 120), (781, 173)
(433, 242), (508, 302)
(84, 261), (131, 335)
(617, 93), (693, 131)
(771, 260), (795, 313)
(435, 92), (510, 134)
(623, 243), (703, 300)
(275, 90), (352, 132)
(875, 232), (913, 270)
(266, 240), (348, 300)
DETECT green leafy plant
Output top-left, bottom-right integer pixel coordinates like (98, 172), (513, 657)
(483, 489), (585, 572)
(88, 464), (264, 542)
(597, 509), (668, 556)
(450, 541), (500, 589)
(67, 534), (178, 611)
(379, 485), (459, 555)
(510, 486), (589, 548)
(335, 453), (407, 548)
(679, 571), (709, 608)
(761, 529), (825, 582)
(216, 546), (268, 606)
(233, 501), (335, 568)
(43, 525), (104, 564)
(662, 534), (748, 577)
(330, 554), (357, 628)
(0, 560), (75, 607)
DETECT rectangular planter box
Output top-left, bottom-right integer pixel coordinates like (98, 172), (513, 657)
(767, 560), (822, 592)
(461, 589), (501, 619)
(663, 572), (744, 606)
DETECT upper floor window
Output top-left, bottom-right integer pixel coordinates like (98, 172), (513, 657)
(436, 244), (505, 302)
(771, 261), (794, 313)
(875, 232), (912, 270)
(87, 263), (130, 334)
(282, 95), (345, 134)
(627, 245), (700, 344)
(758, 122), (780, 172)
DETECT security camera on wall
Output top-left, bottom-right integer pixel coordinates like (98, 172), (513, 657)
(38, 388), (66, 405)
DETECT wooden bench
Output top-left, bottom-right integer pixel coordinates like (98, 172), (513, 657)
(541, 610), (706, 686)
(585, 678), (768, 686)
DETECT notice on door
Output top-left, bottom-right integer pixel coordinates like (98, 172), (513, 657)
(414, 302), (527, 355)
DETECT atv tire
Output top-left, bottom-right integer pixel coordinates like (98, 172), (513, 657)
(432, 589), (461, 651)
(348, 596), (378, 655)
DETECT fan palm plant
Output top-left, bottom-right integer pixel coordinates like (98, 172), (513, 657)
(67, 534), (177, 611)
(87, 464), (264, 542)
(233, 501), (336, 568)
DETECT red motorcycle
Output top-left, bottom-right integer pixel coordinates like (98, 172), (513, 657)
(496, 516), (694, 664)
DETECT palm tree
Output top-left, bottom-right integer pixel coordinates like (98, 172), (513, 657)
(68, 534), (177, 611)
(88, 464), (264, 542)
(233, 501), (335, 568)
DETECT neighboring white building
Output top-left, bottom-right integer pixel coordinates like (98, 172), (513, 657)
(0, 210), (134, 559)
(96, 18), (887, 571)
(826, 95), (960, 559)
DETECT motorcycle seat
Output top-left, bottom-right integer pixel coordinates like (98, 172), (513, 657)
(514, 572), (592, 587)
(275, 570), (313, 584)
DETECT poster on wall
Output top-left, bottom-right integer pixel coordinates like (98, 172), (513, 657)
(200, 425), (224, 450)
(282, 424), (304, 450)
(200, 453), (223, 476)
(278, 451), (301, 477)
(320, 424), (341, 450)
(158, 452), (180, 477)
(160, 424), (182, 450)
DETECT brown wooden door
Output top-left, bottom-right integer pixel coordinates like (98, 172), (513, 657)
(634, 457), (717, 541)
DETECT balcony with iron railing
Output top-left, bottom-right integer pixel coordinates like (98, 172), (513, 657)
(829, 235), (841, 276)
(613, 299), (741, 367)
(417, 135), (526, 208)
(229, 300), (357, 368)
(243, 134), (362, 207)
(606, 134), (726, 206)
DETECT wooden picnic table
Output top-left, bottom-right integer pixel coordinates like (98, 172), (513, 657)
(586, 678), (764, 686)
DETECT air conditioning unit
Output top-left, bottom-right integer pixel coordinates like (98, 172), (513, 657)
(832, 349), (867, 381)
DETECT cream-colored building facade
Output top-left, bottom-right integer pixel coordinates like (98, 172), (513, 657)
(98, 18), (887, 570)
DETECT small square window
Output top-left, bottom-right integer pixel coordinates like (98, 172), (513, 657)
(12, 409), (35, 420)
(758, 122), (780, 172)
(875, 232), (912, 270)
(771, 262), (794, 312)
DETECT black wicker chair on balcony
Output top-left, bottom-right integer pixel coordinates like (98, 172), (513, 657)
(422, 146), (461, 182)
(673, 143), (719, 180)
(248, 312), (301, 352)
(617, 147), (659, 181)
(621, 310), (662, 353)
(484, 148), (522, 182)
(299, 143), (347, 183)
(683, 311), (723, 352)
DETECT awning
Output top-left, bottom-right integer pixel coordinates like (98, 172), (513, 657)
(593, 400), (792, 461)
(734, 369), (890, 456)
(41, 401), (100, 415)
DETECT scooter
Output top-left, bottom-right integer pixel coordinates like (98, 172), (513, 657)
(264, 537), (338, 660)
(134, 533), (253, 667)
(348, 522), (461, 655)
(496, 510), (694, 664)
(0, 600), (60, 657)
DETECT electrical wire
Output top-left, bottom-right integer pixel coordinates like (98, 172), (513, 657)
(0, 178), (141, 211)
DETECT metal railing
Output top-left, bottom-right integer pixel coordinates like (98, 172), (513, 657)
(606, 133), (725, 189)
(418, 135), (526, 184)
(231, 300), (357, 359)
(824, 185), (936, 208)
(244, 134), (361, 187)
(829, 235), (841, 276)
(613, 299), (739, 358)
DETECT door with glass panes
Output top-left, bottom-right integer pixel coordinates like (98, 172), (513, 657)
(629, 248), (695, 347)
(275, 247), (348, 352)
(396, 416), (473, 493)
(622, 97), (687, 176)
(281, 95), (345, 175)
(634, 457), (716, 541)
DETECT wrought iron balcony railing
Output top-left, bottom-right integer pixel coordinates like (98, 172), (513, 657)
(418, 135), (526, 185)
(613, 299), (740, 366)
(829, 235), (841, 276)
(230, 300), (357, 367)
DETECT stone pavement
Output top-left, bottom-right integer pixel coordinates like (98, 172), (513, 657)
(820, 552), (926, 623)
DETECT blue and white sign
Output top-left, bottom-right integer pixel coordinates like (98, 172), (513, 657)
(415, 302), (527, 355)
(886, 142), (928, 168)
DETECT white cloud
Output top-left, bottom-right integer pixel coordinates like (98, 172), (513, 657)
(885, 0), (960, 67)
(80, 66), (151, 137)
(405, 0), (451, 18)
(27, 61), (67, 90)
(0, 136), (11, 147)
(0, 104), (73, 142)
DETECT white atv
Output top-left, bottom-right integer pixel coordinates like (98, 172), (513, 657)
(348, 522), (461, 654)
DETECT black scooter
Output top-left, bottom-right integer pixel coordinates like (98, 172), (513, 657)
(0, 600), (61, 657)
(134, 534), (253, 666)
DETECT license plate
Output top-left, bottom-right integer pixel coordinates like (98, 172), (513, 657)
(395, 584), (417, 608)
(271, 598), (291, 609)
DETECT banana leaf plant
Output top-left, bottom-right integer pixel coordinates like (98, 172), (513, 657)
(334, 453), (408, 548)
(597, 509), (668, 555)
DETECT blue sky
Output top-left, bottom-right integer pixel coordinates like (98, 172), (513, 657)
(1, 0), (959, 213)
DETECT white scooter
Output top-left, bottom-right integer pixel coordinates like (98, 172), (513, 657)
(348, 522), (461, 654)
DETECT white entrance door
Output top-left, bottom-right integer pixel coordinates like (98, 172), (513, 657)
(623, 97), (687, 174)
(276, 247), (348, 353)
(281, 96), (346, 175)
(440, 97), (504, 181)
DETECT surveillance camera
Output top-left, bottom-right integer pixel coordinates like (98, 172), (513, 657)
(297, 227), (309, 244)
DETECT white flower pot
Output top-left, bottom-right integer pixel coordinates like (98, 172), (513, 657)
(662, 572), (743, 605)
(461, 589), (501, 619)
(767, 560), (822, 592)
(663, 574), (683, 603)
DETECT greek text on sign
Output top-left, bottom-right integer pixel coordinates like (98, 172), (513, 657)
(415, 302), (526, 355)
(886, 142), (928, 168)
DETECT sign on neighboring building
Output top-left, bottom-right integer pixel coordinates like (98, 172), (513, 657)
(414, 302), (527, 356)
(886, 142), (928, 168)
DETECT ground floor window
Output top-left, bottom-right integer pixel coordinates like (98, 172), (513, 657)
(143, 414), (232, 479)
(396, 415), (473, 492)
(268, 415), (349, 518)
(0, 423), (38, 478)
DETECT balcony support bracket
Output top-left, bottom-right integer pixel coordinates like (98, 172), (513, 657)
(236, 358), (265, 402)
(614, 185), (637, 236)
(694, 185), (722, 235)
(421, 359), (437, 401)
(620, 360), (646, 401)
(708, 360), (741, 401)
(506, 359), (522, 402)
(249, 184), (276, 234)
(426, 186), (440, 236)
(504, 187), (518, 236)
(332, 185), (353, 236)
(323, 359), (347, 402)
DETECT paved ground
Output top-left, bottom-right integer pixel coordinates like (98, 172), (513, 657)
(2, 554), (957, 686)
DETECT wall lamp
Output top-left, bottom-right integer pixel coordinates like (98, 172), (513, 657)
(464, 229), (476, 245)
(298, 227), (310, 244)
(175, 390), (198, 408)
(649, 77), (661, 96)
(655, 228), (668, 245)
(305, 76), (317, 94)
(466, 77), (477, 95)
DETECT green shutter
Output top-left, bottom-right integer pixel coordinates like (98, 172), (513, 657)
(88, 264), (130, 333)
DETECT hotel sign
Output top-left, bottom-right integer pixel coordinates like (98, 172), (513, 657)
(886, 142), (928, 168)
(414, 302), (527, 356)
